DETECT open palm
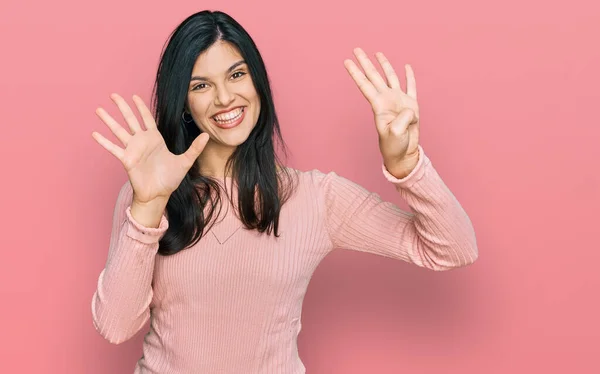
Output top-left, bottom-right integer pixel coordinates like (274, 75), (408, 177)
(344, 48), (420, 163)
(92, 94), (209, 204)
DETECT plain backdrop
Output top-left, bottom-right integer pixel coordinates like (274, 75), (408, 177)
(1, 0), (599, 373)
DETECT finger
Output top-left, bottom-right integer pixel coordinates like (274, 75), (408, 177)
(179, 133), (210, 170)
(353, 48), (388, 92)
(132, 95), (157, 130)
(375, 52), (401, 90)
(92, 131), (125, 161)
(95, 107), (131, 146)
(110, 93), (143, 134)
(344, 59), (378, 104)
(405, 64), (417, 99)
(388, 108), (416, 137)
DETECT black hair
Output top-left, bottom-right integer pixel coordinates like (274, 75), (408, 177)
(151, 10), (296, 255)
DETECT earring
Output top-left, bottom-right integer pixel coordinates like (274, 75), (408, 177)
(182, 111), (195, 124)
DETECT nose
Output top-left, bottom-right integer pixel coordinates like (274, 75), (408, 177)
(214, 85), (234, 107)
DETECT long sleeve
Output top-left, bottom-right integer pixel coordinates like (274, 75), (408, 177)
(320, 146), (478, 270)
(91, 181), (169, 344)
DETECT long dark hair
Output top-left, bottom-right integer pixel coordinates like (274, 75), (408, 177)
(151, 10), (296, 256)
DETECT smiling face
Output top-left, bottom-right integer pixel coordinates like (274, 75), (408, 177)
(185, 40), (261, 151)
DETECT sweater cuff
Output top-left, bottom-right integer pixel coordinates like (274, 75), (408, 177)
(124, 206), (169, 244)
(381, 145), (429, 188)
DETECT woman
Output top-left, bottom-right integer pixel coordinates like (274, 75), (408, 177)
(91, 10), (478, 374)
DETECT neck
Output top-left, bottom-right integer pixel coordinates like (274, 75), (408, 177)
(196, 141), (236, 178)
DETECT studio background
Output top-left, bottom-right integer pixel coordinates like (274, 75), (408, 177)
(1, 0), (598, 372)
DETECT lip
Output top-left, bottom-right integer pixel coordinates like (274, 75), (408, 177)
(211, 107), (246, 129)
(212, 106), (244, 116)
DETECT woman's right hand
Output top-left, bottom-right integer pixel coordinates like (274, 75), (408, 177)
(92, 93), (209, 206)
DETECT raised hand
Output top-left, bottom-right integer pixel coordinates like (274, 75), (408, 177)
(344, 48), (420, 179)
(92, 94), (209, 205)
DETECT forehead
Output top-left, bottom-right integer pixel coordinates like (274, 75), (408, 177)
(191, 40), (244, 76)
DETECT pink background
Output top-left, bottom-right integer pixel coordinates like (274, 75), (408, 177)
(1, 0), (599, 372)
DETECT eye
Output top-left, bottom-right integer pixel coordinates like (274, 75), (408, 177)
(231, 71), (246, 79)
(192, 83), (208, 91)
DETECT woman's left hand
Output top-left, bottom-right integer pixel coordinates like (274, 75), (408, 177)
(344, 48), (420, 179)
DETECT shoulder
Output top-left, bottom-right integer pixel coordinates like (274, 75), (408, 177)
(283, 167), (339, 189)
(285, 167), (364, 199)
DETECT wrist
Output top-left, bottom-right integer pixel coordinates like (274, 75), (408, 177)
(384, 151), (420, 180)
(130, 198), (168, 228)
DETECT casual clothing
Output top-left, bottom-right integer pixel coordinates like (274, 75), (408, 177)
(91, 146), (478, 373)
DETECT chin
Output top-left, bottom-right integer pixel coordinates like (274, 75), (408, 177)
(221, 133), (252, 147)
(203, 124), (254, 149)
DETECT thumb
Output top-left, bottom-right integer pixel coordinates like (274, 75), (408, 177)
(388, 108), (415, 137)
(180, 133), (210, 169)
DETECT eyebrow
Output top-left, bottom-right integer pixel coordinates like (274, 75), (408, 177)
(190, 60), (247, 82)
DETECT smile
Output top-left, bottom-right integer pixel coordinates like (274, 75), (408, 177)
(211, 107), (246, 129)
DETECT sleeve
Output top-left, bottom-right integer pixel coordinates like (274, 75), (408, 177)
(320, 145), (478, 271)
(91, 181), (169, 344)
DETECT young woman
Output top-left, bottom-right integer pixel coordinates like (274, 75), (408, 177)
(91, 10), (478, 374)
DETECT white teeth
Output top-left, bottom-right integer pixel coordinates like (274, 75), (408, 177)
(213, 108), (243, 122)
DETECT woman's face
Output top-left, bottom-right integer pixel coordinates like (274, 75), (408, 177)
(186, 40), (261, 149)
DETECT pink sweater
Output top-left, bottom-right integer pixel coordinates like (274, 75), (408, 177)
(91, 146), (478, 373)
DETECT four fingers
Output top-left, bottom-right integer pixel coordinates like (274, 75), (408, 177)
(345, 47), (417, 100)
(93, 94), (156, 145)
(93, 94), (154, 162)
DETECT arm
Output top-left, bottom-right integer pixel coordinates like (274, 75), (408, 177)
(321, 146), (478, 270)
(91, 181), (169, 344)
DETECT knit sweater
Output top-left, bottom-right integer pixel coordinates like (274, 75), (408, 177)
(91, 146), (478, 373)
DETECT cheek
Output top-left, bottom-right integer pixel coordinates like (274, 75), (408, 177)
(249, 89), (261, 117)
(188, 96), (211, 121)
